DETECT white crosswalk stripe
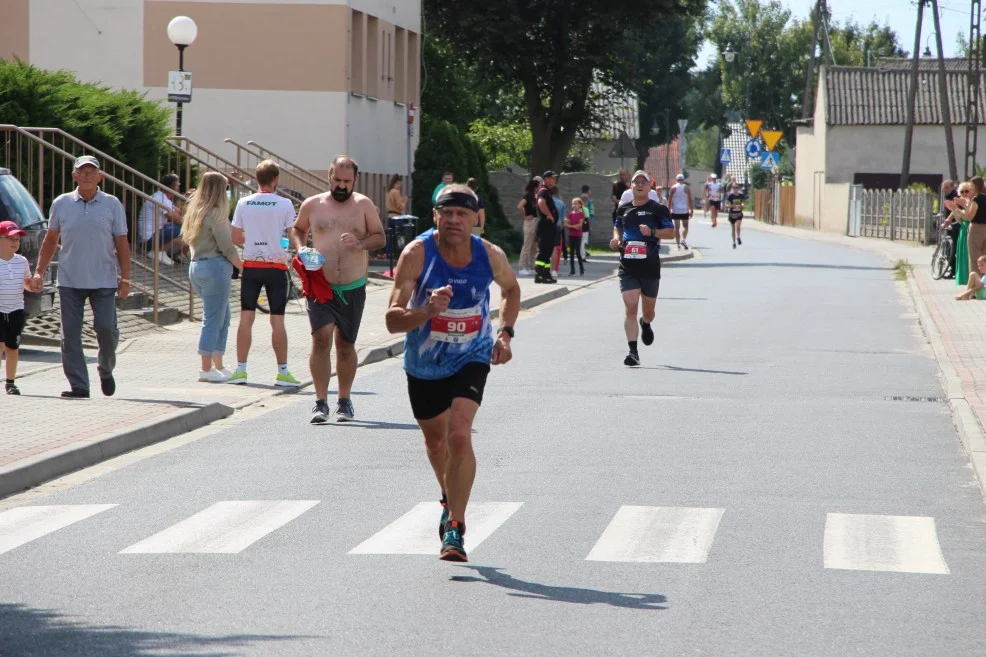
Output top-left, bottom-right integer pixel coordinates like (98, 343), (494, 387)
(586, 506), (725, 563)
(0, 504), (117, 555)
(349, 501), (523, 555)
(119, 501), (319, 554)
(823, 513), (950, 574)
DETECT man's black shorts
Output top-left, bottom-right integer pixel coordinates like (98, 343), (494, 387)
(729, 216), (743, 223)
(306, 283), (367, 344)
(0, 309), (25, 349)
(241, 266), (289, 315)
(671, 213), (690, 222)
(709, 200), (721, 210)
(407, 362), (491, 421)
(618, 266), (660, 298)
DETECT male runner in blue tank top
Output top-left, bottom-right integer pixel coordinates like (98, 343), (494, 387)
(386, 184), (521, 562)
(612, 170), (675, 366)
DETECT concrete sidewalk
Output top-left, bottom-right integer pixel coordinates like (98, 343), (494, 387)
(0, 248), (694, 499)
(745, 219), (986, 498)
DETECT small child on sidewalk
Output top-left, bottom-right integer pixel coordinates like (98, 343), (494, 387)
(0, 221), (37, 395)
(956, 255), (986, 300)
(564, 197), (586, 276)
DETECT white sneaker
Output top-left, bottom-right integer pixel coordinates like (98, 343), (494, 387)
(157, 251), (174, 266)
(518, 269), (532, 276)
(199, 369), (230, 383)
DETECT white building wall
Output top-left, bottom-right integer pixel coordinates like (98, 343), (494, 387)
(145, 88), (349, 171)
(29, 0), (144, 89)
(347, 95), (418, 177)
(825, 125), (972, 184)
(348, 0), (420, 31)
(794, 125), (817, 223)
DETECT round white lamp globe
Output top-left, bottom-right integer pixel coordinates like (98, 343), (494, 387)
(167, 16), (198, 46)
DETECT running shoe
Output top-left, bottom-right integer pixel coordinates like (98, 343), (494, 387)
(639, 318), (654, 346)
(737, 237), (742, 246)
(623, 352), (641, 367)
(732, 242), (736, 249)
(199, 369), (230, 383)
(275, 371), (301, 387)
(227, 370), (248, 385)
(310, 400), (330, 424)
(439, 500), (450, 539)
(682, 240), (688, 250)
(439, 520), (467, 562)
(5, 381), (20, 395)
(335, 398), (355, 422)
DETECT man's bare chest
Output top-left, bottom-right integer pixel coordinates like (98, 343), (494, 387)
(311, 211), (362, 235)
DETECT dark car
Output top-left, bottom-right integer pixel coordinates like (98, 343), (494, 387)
(0, 169), (56, 317)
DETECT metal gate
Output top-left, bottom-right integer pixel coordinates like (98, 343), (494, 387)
(857, 188), (934, 242)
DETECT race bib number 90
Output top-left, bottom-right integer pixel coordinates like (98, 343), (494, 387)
(624, 240), (648, 260)
(430, 306), (483, 344)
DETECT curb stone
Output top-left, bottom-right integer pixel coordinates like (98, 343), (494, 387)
(0, 402), (234, 500)
(1, 250), (700, 499)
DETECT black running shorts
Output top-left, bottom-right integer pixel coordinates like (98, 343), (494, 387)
(618, 268), (660, 298)
(0, 309), (25, 349)
(407, 362), (491, 421)
(306, 283), (367, 344)
(241, 266), (289, 315)
(709, 200), (721, 210)
(671, 213), (690, 222)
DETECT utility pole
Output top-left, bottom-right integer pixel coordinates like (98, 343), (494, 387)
(901, 0), (926, 190)
(802, 0), (822, 120)
(965, 0), (982, 179)
(931, 0), (958, 182)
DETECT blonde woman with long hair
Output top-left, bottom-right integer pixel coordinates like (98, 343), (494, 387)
(183, 172), (243, 382)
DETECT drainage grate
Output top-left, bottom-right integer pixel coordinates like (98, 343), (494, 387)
(885, 396), (946, 403)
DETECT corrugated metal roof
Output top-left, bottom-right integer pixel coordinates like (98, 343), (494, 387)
(825, 65), (986, 126)
(876, 56), (972, 72)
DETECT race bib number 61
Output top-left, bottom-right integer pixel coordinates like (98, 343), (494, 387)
(430, 306), (483, 344)
(624, 240), (648, 260)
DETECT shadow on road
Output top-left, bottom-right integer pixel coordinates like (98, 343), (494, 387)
(316, 420), (420, 431)
(450, 566), (668, 610)
(0, 603), (313, 656)
(632, 365), (748, 376)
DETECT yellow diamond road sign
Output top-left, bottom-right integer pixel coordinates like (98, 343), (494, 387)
(761, 130), (783, 152)
(745, 120), (762, 138)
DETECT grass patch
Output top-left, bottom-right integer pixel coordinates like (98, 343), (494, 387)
(894, 259), (912, 281)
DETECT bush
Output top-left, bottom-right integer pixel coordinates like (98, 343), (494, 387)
(412, 116), (521, 254)
(0, 58), (172, 178)
(467, 120), (531, 171)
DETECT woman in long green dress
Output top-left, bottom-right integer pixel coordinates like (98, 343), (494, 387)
(947, 182), (974, 286)
(957, 220), (970, 285)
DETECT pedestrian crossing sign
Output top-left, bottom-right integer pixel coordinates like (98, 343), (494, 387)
(761, 152), (780, 170)
(720, 148), (732, 164)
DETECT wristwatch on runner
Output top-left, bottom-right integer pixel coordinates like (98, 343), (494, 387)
(497, 326), (515, 339)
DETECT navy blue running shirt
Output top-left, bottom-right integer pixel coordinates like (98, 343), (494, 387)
(615, 200), (673, 277)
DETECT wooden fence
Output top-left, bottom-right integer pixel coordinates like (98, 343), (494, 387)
(753, 186), (796, 225)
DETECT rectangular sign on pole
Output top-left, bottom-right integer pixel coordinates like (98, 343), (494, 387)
(720, 148), (732, 164)
(745, 120), (763, 138)
(761, 152), (780, 170)
(167, 71), (193, 103)
(761, 130), (783, 151)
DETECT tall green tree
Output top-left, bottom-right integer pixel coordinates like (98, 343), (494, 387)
(425, 0), (706, 174)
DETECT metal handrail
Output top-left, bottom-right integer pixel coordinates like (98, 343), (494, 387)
(224, 138), (322, 200)
(20, 127), (187, 202)
(164, 136), (300, 207)
(246, 140), (325, 188)
(0, 124), (192, 323)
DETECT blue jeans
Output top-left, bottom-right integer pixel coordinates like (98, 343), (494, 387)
(189, 257), (233, 357)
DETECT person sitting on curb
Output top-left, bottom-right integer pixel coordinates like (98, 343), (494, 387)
(956, 255), (986, 300)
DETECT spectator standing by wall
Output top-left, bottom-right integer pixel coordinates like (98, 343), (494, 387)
(580, 185), (593, 261)
(611, 169), (629, 223)
(386, 175), (408, 219)
(516, 178), (539, 275)
(432, 170), (454, 206)
(466, 178), (486, 236)
(32, 155), (130, 398)
(183, 172), (243, 382)
(565, 197), (586, 276)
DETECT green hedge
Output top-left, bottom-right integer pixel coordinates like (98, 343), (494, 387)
(0, 58), (172, 180)
(412, 115), (521, 255)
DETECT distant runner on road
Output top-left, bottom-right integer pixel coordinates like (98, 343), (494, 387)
(726, 183), (746, 249)
(706, 174), (723, 228)
(668, 173), (693, 250)
(611, 170), (675, 367)
(386, 184), (520, 563)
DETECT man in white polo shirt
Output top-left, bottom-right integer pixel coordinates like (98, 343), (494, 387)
(32, 155), (131, 398)
(228, 160), (300, 387)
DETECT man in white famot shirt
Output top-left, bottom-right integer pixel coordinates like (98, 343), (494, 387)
(228, 159), (301, 388)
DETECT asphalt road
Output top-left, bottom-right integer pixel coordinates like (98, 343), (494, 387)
(2, 224), (985, 657)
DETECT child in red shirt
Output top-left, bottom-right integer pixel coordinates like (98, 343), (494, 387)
(564, 197), (586, 276)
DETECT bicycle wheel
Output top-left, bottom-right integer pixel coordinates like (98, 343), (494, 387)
(931, 241), (949, 280)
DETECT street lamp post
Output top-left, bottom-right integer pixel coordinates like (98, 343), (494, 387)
(167, 16), (198, 137)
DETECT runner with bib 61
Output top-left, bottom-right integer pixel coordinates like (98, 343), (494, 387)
(611, 170), (675, 367)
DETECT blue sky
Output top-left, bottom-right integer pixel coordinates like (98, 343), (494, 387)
(695, 0), (973, 68)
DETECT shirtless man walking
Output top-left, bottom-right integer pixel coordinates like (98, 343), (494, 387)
(292, 156), (386, 423)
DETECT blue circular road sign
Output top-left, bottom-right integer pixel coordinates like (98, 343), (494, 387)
(745, 139), (761, 159)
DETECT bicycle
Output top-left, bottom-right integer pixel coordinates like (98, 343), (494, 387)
(931, 218), (955, 280)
